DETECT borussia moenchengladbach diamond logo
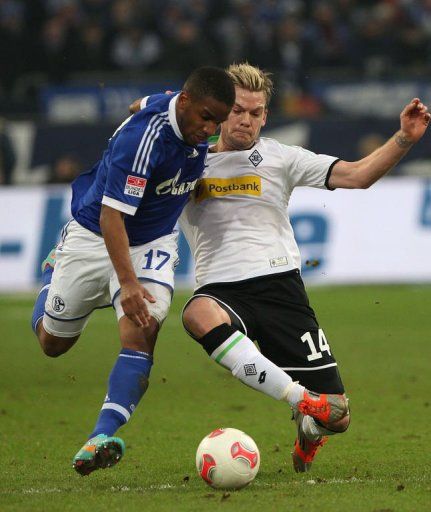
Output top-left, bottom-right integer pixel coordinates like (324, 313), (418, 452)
(249, 149), (263, 167)
(244, 363), (257, 376)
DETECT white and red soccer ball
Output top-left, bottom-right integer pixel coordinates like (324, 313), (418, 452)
(196, 427), (260, 489)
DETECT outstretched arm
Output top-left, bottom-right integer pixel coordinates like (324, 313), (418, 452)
(328, 98), (430, 189)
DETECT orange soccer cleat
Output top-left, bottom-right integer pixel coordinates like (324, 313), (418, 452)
(297, 390), (348, 424)
(292, 432), (328, 473)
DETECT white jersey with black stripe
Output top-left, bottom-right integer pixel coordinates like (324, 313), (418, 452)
(180, 137), (338, 289)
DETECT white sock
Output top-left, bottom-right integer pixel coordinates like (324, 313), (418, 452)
(210, 330), (305, 406)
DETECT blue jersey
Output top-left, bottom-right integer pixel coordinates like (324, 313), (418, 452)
(71, 93), (208, 246)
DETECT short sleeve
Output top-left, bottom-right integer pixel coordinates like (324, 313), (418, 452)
(141, 92), (170, 109)
(288, 145), (339, 190)
(102, 122), (164, 215)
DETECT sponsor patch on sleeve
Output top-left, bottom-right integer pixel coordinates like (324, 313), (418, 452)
(124, 175), (147, 198)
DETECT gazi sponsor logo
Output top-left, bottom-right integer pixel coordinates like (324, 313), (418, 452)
(156, 169), (198, 196)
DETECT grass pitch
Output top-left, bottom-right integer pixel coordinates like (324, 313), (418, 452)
(1, 285), (430, 512)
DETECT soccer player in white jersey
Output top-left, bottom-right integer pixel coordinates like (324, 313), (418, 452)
(178, 63), (430, 472)
(30, 67), (235, 475)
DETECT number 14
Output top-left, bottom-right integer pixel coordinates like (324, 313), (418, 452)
(301, 329), (332, 361)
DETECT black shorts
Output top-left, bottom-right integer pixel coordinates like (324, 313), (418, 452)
(189, 270), (345, 394)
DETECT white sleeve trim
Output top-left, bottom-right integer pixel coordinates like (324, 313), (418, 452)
(140, 96), (149, 110)
(102, 195), (137, 216)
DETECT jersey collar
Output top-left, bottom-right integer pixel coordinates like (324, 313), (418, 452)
(209, 139), (258, 153)
(168, 94), (184, 141)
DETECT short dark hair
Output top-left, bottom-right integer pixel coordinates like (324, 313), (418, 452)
(183, 67), (235, 107)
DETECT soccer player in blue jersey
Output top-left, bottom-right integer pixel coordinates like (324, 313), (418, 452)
(30, 66), (235, 475)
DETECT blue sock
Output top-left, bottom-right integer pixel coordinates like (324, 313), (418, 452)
(31, 266), (53, 334)
(89, 349), (153, 438)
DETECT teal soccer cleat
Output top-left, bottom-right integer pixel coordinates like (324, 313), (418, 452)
(72, 434), (125, 476)
(41, 246), (57, 272)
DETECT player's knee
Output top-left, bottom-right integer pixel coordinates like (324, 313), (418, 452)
(38, 331), (77, 358)
(182, 300), (200, 336)
(182, 297), (229, 339)
(182, 305), (206, 339)
(40, 340), (67, 358)
(119, 315), (159, 354)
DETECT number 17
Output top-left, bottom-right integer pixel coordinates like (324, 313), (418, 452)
(143, 249), (170, 270)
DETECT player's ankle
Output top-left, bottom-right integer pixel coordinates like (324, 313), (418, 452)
(284, 381), (305, 407)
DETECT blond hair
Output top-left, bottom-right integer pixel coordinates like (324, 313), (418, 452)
(226, 62), (274, 107)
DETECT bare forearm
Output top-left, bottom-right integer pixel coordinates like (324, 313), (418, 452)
(100, 205), (136, 285)
(355, 130), (413, 185)
(329, 98), (430, 190)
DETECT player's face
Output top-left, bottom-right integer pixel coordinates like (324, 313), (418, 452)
(177, 92), (232, 146)
(219, 87), (267, 151)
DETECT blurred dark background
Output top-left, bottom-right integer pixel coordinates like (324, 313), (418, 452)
(1, 0), (431, 184)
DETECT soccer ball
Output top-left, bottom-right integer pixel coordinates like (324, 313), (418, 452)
(195, 427), (260, 490)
